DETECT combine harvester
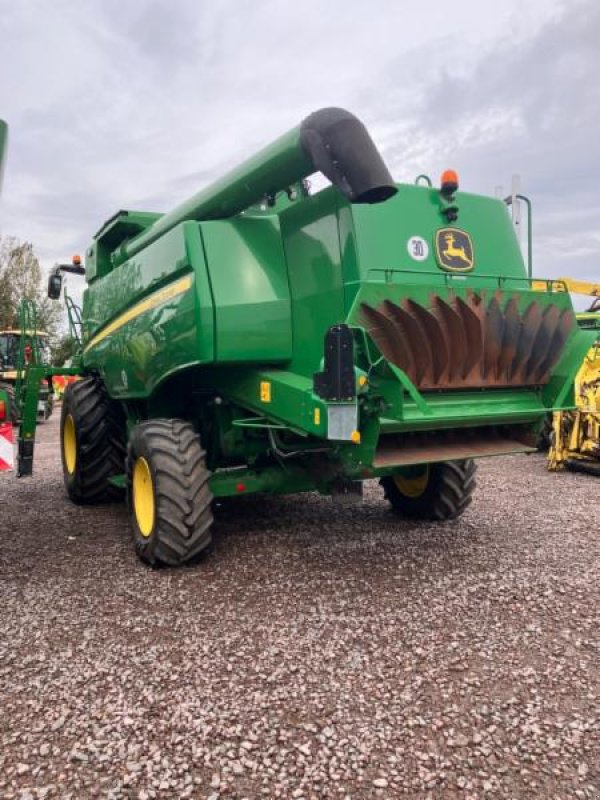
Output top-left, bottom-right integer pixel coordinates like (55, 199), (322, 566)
(17, 108), (596, 565)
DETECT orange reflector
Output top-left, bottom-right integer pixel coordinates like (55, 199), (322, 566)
(0, 401), (5, 421)
(72, 254), (81, 265)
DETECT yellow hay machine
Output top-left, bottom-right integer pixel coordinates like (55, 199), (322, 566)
(533, 278), (600, 474)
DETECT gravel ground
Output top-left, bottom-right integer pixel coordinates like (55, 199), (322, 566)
(1, 412), (599, 800)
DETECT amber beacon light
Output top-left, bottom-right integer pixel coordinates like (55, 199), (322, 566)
(440, 169), (459, 196)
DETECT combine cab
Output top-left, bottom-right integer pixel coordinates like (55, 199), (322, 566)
(19, 108), (596, 565)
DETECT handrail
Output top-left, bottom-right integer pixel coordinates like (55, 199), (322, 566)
(366, 268), (560, 290)
(414, 174), (432, 187)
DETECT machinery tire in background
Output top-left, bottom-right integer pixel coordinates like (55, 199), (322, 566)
(380, 459), (477, 521)
(0, 381), (18, 424)
(61, 377), (126, 504)
(44, 391), (55, 421)
(126, 419), (213, 567)
(536, 413), (553, 451)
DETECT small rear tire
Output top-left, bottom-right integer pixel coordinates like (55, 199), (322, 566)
(0, 382), (18, 424)
(61, 377), (126, 504)
(380, 459), (477, 521)
(127, 419), (213, 567)
(45, 392), (54, 421)
(536, 413), (552, 451)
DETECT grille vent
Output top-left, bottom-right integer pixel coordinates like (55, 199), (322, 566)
(360, 291), (573, 389)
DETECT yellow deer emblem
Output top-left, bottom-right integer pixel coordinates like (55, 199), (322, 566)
(435, 228), (474, 272)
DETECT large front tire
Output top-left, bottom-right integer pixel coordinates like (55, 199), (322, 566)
(60, 377), (126, 504)
(380, 459), (477, 521)
(127, 420), (213, 567)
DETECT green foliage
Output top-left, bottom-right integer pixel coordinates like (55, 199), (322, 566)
(0, 235), (62, 338)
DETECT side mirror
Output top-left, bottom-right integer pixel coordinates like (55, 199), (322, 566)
(48, 273), (63, 300)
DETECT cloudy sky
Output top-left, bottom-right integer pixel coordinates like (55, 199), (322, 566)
(1, 0), (599, 305)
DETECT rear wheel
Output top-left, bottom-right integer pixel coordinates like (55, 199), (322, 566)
(0, 382), (18, 424)
(61, 377), (126, 503)
(126, 419), (213, 566)
(380, 459), (477, 521)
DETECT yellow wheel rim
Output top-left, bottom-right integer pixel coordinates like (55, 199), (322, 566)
(63, 414), (77, 475)
(393, 465), (430, 498)
(133, 457), (155, 537)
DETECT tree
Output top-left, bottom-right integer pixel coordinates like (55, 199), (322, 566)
(51, 334), (78, 367)
(0, 235), (62, 338)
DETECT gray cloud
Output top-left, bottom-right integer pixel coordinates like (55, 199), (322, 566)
(1, 0), (598, 307)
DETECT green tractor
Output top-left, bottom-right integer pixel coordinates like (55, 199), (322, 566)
(0, 317), (54, 423)
(20, 108), (595, 566)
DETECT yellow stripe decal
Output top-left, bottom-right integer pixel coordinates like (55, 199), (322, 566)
(84, 275), (193, 353)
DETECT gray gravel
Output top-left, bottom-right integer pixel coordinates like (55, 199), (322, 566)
(1, 412), (599, 799)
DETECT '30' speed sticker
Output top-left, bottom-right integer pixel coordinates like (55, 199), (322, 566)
(407, 236), (429, 261)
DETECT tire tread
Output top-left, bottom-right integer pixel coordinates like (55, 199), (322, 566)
(381, 459), (477, 522)
(127, 419), (213, 567)
(61, 377), (126, 504)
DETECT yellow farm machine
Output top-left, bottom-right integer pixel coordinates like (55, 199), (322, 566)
(533, 278), (600, 474)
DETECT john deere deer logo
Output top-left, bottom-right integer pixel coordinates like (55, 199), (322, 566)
(435, 228), (474, 272)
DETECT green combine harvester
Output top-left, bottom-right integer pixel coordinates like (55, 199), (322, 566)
(18, 108), (595, 565)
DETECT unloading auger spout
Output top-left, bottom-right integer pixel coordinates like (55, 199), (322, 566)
(113, 107), (397, 266)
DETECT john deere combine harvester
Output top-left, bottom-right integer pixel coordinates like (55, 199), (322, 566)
(17, 108), (596, 565)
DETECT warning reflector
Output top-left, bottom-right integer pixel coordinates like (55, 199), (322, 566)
(0, 423), (15, 471)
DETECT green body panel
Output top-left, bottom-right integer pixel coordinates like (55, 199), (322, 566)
(201, 216), (292, 362)
(279, 190), (345, 375)
(349, 187), (525, 288)
(83, 224), (213, 398)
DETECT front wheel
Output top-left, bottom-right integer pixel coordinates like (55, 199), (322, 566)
(127, 419), (214, 567)
(380, 459), (477, 521)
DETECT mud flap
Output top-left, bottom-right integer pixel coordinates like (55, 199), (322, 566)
(17, 437), (34, 477)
